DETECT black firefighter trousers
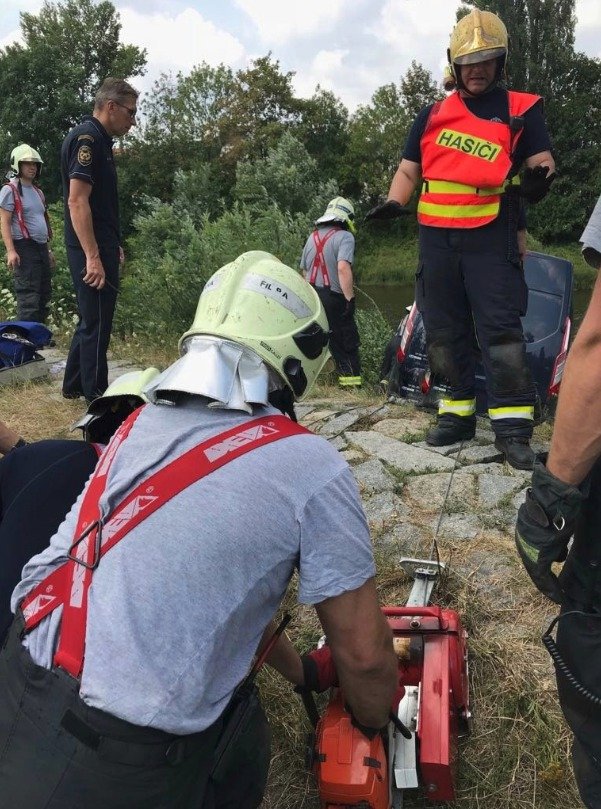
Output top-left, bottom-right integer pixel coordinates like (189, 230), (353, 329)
(315, 287), (361, 381)
(0, 615), (271, 809)
(62, 243), (119, 402)
(416, 224), (536, 438)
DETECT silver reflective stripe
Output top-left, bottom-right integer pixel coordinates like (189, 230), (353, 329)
(438, 398), (476, 416)
(243, 273), (312, 318)
(488, 406), (534, 420)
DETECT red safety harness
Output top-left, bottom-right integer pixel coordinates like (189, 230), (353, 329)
(3, 179), (53, 240)
(309, 228), (340, 288)
(21, 409), (309, 678)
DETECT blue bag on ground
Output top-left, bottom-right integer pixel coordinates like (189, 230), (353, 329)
(0, 321), (52, 369)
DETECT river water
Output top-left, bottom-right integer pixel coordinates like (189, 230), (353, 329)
(358, 283), (592, 331)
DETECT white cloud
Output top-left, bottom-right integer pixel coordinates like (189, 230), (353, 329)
(293, 48), (349, 99)
(0, 27), (21, 50)
(119, 7), (247, 82)
(575, 0), (600, 28)
(234, 0), (346, 43)
(374, 0), (456, 51)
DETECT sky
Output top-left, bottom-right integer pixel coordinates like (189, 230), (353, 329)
(1, 0), (600, 112)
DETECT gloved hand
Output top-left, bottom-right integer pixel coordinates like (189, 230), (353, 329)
(515, 459), (587, 603)
(298, 646), (338, 693)
(520, 165), (555, 204)
(349, 671), (406, 740)
(343, 297), (356, 318)
(364, 200), (407, 222)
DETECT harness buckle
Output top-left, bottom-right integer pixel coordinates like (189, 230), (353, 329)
(67, 519), (103, 570)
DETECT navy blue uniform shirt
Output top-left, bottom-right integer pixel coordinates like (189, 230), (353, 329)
(61, 116), (120, 248)
(0, 440), (99, 643)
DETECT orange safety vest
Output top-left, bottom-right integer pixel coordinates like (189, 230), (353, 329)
(417, 90), (541, 229)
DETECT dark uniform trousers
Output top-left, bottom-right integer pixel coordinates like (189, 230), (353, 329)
(314, 287), (361, 379)
(0, 615), (271, 809)
(63, 243), (119, 402)
(555, 458), (601, 808)
(416, 219), (536, 438)
(13, 239), (52, 323)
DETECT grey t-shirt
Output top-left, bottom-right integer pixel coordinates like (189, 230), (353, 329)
(0, 182), (49, 243)
(13, 400), (375, 734)
(581, 194), (601, 270)
(300, 226), (355, 294)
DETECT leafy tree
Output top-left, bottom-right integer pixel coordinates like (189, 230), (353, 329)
(216, 55), (302, 168)
(295, 88), (350, 183)
(234, 132), (337, 216)
(0, 0), (145, 200)
(346, 62), (441, 204)
(400, 60), (444, 122)
(347, 83), (410, 202)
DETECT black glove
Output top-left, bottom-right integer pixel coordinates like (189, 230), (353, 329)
(520, 165), (555, 204)
(364, 200), (407, 222)
(515, 459), (587, 603)
(343, 297), (356, 318)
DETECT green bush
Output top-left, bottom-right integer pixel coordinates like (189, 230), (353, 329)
(356, 306), (393, 389)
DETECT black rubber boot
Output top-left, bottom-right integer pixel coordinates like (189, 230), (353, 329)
(426, 415), (476, 446)
(494, 436), (535, 470)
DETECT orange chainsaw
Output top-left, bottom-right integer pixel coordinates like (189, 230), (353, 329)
(302, 558), (471, 809)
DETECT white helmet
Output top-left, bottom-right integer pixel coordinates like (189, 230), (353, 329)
(73, 367), (160, 443)
(315, 197), (356, 234)
(10, 144), (43, 178)
(145, 251), (330, 409)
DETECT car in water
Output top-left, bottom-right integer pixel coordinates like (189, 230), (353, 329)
(382, 251), (573, 422)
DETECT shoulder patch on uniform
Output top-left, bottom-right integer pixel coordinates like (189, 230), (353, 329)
(77, 134), (94, 142)
(77, 145), (93, 167)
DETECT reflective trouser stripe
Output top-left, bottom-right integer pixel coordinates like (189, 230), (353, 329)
(438, 398), (476, 417)
(488, 406), (534, 421)
(339, 375), (362, 387)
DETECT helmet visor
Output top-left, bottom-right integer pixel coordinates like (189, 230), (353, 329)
(454, 47), (506, 65)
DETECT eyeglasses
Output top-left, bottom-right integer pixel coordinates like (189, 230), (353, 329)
(113, 101), (137, 119)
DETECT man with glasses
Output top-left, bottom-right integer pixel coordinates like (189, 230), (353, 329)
(61, 77), (138, 404)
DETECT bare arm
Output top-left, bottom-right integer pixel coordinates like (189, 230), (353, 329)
(316, 578), (397, 729)
(68, 178), (105, 289)
(261, 619), (304, 685)
(547, 265), (601, 484)
(0, 208), (19, 270)
(387, 159), (421, 206)
(338, 260), (354, 301)
(0, 419), (20, 455)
